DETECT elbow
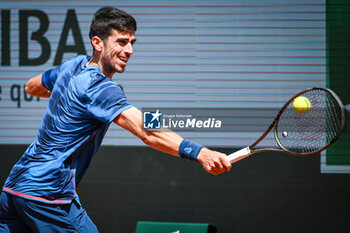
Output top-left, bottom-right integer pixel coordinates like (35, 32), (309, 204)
(141, 133), (156, 147)
(24, 79), (44, 97)
(24, 84), (37, 97)
(24, 83), (31, 95)
(24, 75), (43, 97)
(141, 135), (152, 146)
(24, 78), (35, 95)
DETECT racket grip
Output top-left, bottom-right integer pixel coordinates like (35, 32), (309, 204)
(227, 147), (251, 164)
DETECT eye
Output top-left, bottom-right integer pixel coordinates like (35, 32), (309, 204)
(118, 40), (127, 46)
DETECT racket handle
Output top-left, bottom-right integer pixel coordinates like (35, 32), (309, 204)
(227, 147), (251, 164)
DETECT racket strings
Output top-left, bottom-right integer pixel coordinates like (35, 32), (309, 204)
(327, 98), (341, 137)
(276, 89), (343, 154)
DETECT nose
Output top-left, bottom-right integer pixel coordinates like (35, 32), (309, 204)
(124, 42), (133, 56)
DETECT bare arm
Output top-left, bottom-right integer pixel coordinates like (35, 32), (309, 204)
(113, 107), (232, 175)
(25, 74), (51, 98)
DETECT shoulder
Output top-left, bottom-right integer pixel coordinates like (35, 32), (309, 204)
(59, 55), (90, 71)
(73, 66), (121, 94)
(83, 71), (125, 100)
(83, 67), (117, 88)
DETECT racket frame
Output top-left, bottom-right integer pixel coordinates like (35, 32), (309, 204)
(227, 87), (345, 163)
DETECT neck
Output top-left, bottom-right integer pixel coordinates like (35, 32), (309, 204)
(86, 56), (114, 78)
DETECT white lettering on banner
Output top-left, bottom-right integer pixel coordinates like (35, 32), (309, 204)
(162, 118), (222, 129)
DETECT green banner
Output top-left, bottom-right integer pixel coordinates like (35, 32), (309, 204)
(326, 0), (350, 168)
(136, 221), (218, 233)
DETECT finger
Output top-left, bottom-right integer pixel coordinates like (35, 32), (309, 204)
(214, 164), (225, 174)
(211, 162), (225, 175)
(221, 157), (232, 172)
(206, 164), (219, 176)
(212, 167), (221, 175)
(213, 157), (230, 174)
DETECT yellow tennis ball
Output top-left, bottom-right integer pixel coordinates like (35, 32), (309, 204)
(293, 96), (311, 114)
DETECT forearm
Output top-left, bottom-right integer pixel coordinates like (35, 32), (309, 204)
(115, 107), (231, 175)
(114, 107), (185, 157)
(144, 129), (232, 175)
(141, 128), (183, 156)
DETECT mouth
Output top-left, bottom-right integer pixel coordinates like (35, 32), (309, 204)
(118, 57), (128, 65)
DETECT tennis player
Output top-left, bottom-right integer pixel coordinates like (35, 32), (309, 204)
(0, 7), (231, 232)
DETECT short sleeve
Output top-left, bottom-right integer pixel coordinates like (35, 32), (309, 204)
(42, 66), (60, 91)
(86, 79), (132, 123)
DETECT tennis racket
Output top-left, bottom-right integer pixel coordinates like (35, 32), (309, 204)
(227, 87), (345, 164)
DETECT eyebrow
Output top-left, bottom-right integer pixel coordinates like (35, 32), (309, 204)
(117, 38), (137, 43)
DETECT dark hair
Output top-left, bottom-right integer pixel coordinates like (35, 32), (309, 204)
(89, 7), (137, 40)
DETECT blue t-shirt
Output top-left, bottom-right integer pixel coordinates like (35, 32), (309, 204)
(3, 55), (132, 204)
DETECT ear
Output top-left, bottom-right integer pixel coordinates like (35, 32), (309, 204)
(91, 36), (104, 52)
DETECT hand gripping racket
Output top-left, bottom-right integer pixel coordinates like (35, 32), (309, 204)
(227, 87), (345, 164)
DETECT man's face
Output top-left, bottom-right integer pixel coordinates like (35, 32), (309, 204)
(101, 29), (136, 75)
